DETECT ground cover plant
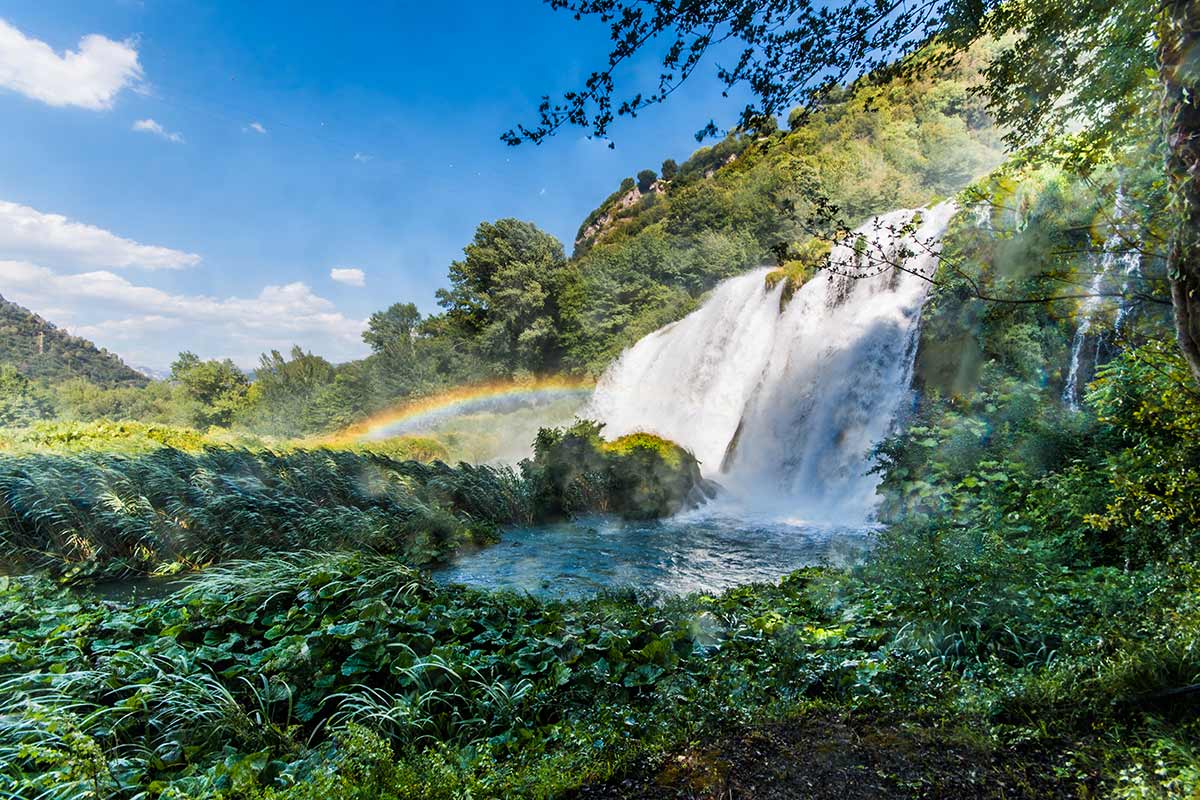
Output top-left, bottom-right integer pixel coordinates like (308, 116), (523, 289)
(0, 554), (1086, 799)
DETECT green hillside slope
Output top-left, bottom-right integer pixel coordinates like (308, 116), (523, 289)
(0, 294), (147, 388)
(561, 43), (1003, 371)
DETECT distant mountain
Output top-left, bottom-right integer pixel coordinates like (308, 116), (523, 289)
(134, 365), (173, 382)
(0, 294), (148, 387)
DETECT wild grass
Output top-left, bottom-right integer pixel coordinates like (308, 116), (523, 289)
(0, 447), (531, 579)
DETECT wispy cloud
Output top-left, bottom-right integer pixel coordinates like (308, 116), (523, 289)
(0, 260), (367, 368)
(330, 267), (365, 287)
(0, 18), (142, 110)
(132, 118), (184, 143)
(352, 152), (372, 163)
(245, 121), (267, 134)
(0, 199), (200, 270)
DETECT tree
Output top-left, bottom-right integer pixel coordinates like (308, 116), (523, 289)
(363, 302), (422, 359)
(1160, 0), (1200, 384)
(661, 158), (678, 180)
(507, 0), (1200, 385)
(170, 352), (249, 428)
(0, 365), (53, 427)
(254, 346), (336, 402)
(637, 169), (658, 193)
(242, 346), (339, 436)
(55, 378), (188, 425)
(433, 219), (577, 374)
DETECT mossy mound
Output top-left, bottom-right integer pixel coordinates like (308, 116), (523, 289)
(525, 420), (717, 520)
(764, 238), (832, 309)
(602, 432), (687, 469)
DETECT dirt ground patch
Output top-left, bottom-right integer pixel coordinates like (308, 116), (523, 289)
(571, 711), (1096, 799)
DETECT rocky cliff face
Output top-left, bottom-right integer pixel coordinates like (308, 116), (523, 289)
(574, 180), (668, 252)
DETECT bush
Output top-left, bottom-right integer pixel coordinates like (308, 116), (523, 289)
(523, 421), (715, 520)
(637, 169), (658, 193)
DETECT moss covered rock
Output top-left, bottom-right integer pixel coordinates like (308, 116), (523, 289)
(525, 420), (717, 520)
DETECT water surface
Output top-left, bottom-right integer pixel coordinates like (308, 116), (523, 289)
(434, 511), (872, 598)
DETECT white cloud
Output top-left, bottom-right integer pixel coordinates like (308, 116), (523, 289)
(0, 18), (142, 110)
(0, 199), (200, 270)
(0, 260), (368, 368)
(132, 118), (184, 143)
(245, 121), (266, 134)
(329, 267), (365, 287)
(352, 152), (372, 163)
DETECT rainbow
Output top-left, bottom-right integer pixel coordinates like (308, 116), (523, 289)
(323, 376), (594, 444)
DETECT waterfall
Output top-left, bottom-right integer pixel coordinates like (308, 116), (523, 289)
(588, 203), (957, 524)
(1062, 261), (1112, 411)
(1062, 191), (1141, 410)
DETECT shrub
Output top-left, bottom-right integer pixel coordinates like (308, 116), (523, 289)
(523, 421), (714, 520)
(637, 169), (658, 193)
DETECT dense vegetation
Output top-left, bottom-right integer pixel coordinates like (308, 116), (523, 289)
(2, 5), (1199, 795)
(0, 446), (523, 579)
(0, 421), (709, 580)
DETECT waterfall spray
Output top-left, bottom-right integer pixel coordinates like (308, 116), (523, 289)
(588, 203), (956, 524)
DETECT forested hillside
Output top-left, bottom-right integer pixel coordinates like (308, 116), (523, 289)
(0, 294), (147, 388)
(562, 43), (1000, 370)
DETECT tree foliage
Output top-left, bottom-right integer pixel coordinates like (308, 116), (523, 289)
(363, 303), (422, 360)
(0, 366), (53, 428)
(170, 352), (250, 429)
(433, 219), (578, 376)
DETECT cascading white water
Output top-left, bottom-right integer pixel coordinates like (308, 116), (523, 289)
(1062, 262), (1113, 412)
(1062, 191), (1141, 411)
(588, 203), (957, 524)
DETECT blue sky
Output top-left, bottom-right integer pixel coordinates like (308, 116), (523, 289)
(0, 1), (747, 370)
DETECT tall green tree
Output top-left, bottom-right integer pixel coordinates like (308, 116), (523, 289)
(243, 346), (339, 436)
(434, 219), (578, 375)
(363, 303), (422, 360)
(170, 352), (250, 428)
(0, 365), (53, 427)
(359, 304), (449, 413)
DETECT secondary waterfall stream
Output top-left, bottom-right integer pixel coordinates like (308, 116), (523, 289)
(437, 203), (957, 595)
(1062, 190), (1142, 410)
